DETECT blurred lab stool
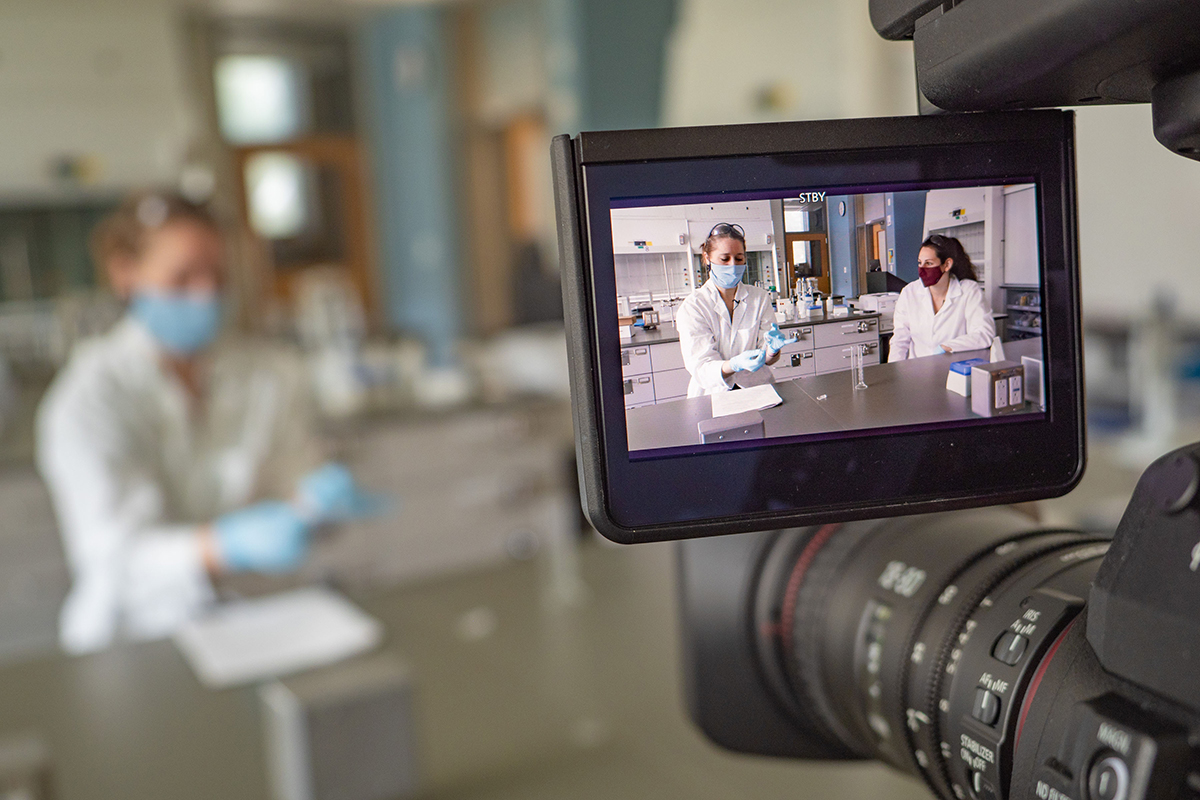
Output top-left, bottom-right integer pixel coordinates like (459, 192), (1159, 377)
(0, 735), (53, 800)
(260, 655), (417, 800)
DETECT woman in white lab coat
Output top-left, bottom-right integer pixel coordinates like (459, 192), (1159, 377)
(888, 234), (996, 362)
(675, 223), (794, 397)
(37, 192), (376, 654)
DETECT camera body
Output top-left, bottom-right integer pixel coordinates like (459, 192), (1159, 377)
(551, 3), (1200, 796)
(680, 444), (1200, 800)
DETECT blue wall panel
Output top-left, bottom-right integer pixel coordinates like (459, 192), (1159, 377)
(361, 7), (462, 366)
(828, 195), (855, 298)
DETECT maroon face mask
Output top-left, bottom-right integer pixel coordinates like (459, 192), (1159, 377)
(918, 266), (944, 287)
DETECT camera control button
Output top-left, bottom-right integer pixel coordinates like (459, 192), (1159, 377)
(972, 688), (1001, 726)
(992, 631), (1029, 665)
(1088, 755), (1130, 800)
(968, 770), (999, 800)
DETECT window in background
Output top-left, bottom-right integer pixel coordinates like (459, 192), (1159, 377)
(244, 152), (310, 238)
(784, 208), (809, 232)
(241, 150), (347, 270)
(207, 20), (373, 321)
(214, 55), (310, 145)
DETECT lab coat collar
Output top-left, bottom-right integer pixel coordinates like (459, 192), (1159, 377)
(700, 278), (750, 304)
(114, 314), (216, 399)
(914, 275), (964, 312)
(114, 314), (168, 361)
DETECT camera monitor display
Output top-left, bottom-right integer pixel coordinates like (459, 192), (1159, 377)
(552, 111), (1084, 542)
(612, 183), (1043, 457)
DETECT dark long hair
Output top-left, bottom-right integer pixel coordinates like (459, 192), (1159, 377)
(920, 234), (979, 282)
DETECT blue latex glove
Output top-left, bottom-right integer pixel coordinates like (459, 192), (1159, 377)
(727, 348), (767, 373)
(295, 463), (390, 525)
(764, 323), (800, 355)
(214, 502), (311, 573)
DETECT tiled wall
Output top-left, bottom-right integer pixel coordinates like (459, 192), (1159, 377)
(614, 252), (692, 300)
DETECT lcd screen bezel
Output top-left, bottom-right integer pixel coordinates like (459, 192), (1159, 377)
(553, 111), (1084, 543)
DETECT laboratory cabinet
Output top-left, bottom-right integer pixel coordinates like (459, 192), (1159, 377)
(767, 327), (815, 381)
(622, 341), (689, 408)
(621, 314), (882, 409)
(331, 405), (575, 588)
(813, 341), (881, 374)
(777, 316), (880, 377)
(0, 470), (70, 662)
(1003, 284), (1042, 340)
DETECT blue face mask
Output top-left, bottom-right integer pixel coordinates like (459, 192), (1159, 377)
(708, 259), (747, 290)
(130, 291), (223, 355)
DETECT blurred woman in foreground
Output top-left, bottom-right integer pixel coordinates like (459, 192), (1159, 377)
(38, 192), (377, 654)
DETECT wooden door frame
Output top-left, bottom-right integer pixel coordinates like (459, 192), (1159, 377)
(784, 233), (831, 295)
(231, 135), (378, 326)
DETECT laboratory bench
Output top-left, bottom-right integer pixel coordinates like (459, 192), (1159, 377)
(621, 312), (881, 408)
(0, 541), (932, 800)
(626, 338), (1043, 453)
(0, 398), (577, 666)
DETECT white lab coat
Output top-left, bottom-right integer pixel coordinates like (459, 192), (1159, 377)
(36, 317), (320, 654)
(888, 277), (996, 362)
(675, 280), (776, 397)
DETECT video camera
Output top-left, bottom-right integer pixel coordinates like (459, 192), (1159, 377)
(551, 2), (1200, 799)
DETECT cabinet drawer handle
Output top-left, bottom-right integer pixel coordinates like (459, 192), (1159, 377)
(634, 347), (648, 355)
(637, 377), (651, 384)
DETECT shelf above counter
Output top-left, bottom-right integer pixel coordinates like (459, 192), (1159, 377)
(619, 311), (881, 348)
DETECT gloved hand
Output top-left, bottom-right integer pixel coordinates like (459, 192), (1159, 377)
(727, 348), (767, 373)
(764, 323), (800, 355)
(213, 502), (311, 573)
(294, 462), (389, 525)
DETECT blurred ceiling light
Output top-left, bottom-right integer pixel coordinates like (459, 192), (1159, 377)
(214, 55), (308, 145)
(244, 153), (309, 239)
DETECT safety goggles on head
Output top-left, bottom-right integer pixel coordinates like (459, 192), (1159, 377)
(708, 222), (746, 240)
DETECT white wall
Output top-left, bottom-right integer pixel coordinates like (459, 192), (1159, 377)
(1003, 186), (1038, 286)
(923, 187), (988, 234)
(0, 0), (199, 201)
(1074, 104), (1200, 322)
(663, 0), (915, 126)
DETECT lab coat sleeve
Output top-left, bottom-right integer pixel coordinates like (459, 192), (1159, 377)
(888, 288), (915, 362)
(676, 303), (734, 393)
(940, 284), (997, 353)
(37, 376), (213, 653)
(237, 346), (326, 502)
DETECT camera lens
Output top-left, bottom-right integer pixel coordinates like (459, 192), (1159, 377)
(752, 509), (1110, 800)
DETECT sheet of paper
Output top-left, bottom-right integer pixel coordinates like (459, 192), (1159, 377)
(174, 587), (383, 689)
(711, 383), (783, 418)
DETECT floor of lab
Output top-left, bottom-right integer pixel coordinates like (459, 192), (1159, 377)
(419, 426), (1170, 800)
(2, 422), (1169, 800)
(407, 538), (931, 800)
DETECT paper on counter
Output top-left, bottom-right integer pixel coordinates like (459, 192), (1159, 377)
(711, 384), (783, 418)
(174, 587), (383, 689)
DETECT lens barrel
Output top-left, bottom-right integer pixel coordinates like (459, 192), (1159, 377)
(752, 509), (1109, 800)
